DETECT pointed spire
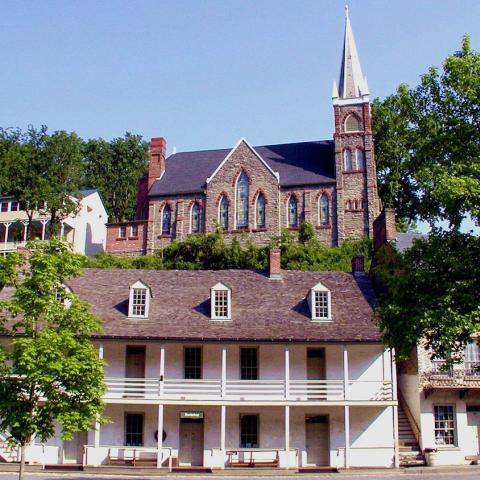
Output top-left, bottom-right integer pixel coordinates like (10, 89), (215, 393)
(337, 6), (369, 99)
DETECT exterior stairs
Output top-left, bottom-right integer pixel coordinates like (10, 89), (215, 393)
(0, 433), (18, 463)
(398, 403), (425, 467)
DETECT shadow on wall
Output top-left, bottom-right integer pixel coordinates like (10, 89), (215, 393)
(84, 222), (105, 256)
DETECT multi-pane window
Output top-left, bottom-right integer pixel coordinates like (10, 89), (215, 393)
(256, 193), (266, 228)
(162, 205), (171, 234)
(314, 291), (329, 319)
(356, 149), (366, 170)
(241, 348), (258, 380)
(240, 415), (259, 448)
(191, 203), (201, 233)
(131, 224), (138, 237)
(125, 413), (144, 446)
(184, 347), (202, 379)
(119, 225), (127, 239)
(345, 114), (361, 132)
(288, 196), (298, 228)
(10, 201), (19, 211)
(236, 172), (249, 228)
(214, 290), (229, 318)
(434, 405), (456, 446)
(1, 202), (8, 212)
(464, 342), (480, 375)
(219, 196), (229, 230)
(344, 150), (353, 171)
(319, 194), (329, 225)
(131, 288), (147, 316)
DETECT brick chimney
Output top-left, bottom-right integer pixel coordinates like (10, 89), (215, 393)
(351, 255), (365, 275)
(268, 249), (282, 280)
(384, 208), (397, 242)
(373, 208), (397, 250)
(147, 137), (167, 191)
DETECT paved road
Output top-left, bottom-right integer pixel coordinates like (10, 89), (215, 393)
(0, 472), (479, 480)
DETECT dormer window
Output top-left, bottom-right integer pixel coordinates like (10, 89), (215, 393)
(308, 282), (332, 321)
(210, 282), (231, 320)
(54, 284), (72, 308)
(128, 280), (152, 318)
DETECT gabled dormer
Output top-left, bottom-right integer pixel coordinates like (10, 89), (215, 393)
(128, 280), (152, 318)
(307, 282), (332, 321)
(210, 282), (231, 320)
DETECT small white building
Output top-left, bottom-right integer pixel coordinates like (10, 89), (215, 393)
(0, 252), (400, 471)
(0, 189), (107, 256)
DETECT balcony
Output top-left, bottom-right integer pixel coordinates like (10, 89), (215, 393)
(104, 377), (393, 402)
(422, 361), (480, 390)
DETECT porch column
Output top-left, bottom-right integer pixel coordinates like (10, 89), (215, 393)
(157, 404), (164, 468)
(284, 405), (290, 454)
(391, 348), (400, 468)
(221, 346), (227, 398)
(22, 221), (28, 241)
(60, 222), (65, 238)
(220, 405), (226, 452)
(94, 342), (104, 447)
(344, 405), (350, 468)
(40, 220), (48, 240)
(159, 345), (165, 398)
(3, 222), (12, 249)
(284, 345), (290, 399)
(343, 345), (349, 400)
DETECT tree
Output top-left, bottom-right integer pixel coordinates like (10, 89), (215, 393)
(0, 240), (106, 480)
(372, 36), (480, 230)
(84, 133), (148, 222)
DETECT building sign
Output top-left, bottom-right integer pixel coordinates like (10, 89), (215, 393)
(180, 411), (204, 419)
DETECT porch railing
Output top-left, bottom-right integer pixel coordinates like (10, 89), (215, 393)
(104, 377), (394, 402)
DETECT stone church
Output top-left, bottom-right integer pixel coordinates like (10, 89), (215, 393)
(106, 11), (380, 255)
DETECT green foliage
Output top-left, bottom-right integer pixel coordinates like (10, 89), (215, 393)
(84, 133), (148, 222)
(298, 221), (316, 244)
(373, 232), (480, 362)
(0, 240), (106, 475)
(373, 36), (480, 230)
(0, 252), (22, 289)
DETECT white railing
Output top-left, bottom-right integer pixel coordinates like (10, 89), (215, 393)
(104, 378), (393, 402)
(0, 241), (26, 252)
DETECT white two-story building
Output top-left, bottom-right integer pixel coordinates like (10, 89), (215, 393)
(2, 252), (399, 471)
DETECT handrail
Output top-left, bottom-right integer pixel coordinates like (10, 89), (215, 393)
(397, 389), (421, 445)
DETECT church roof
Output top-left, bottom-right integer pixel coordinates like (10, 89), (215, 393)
(149, 140), (335, 196)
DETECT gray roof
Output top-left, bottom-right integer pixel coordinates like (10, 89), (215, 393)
(394, 232), (427, 253)
(149, 140), (335, 196)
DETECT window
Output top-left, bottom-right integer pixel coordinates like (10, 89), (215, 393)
(434, 405), (456, 446)
(241, 348), (258, 380)
(356, 149), (366, 170)
(119, 225), (127, 239)
(128, 280), (151, 318)
(319, 194), (329, 225)
(309, 282), (332, 321)
(125, 413), (144, 446)
(240, 415), (259, 448)
(255, 193), (266, 228)
(210, 283), (231, 320)
(1, 202), (8, 212)
(162, 204), (171, 235)
(191, 203), (201, 233)
(10, 201), (19, 212)
(464, 342), (480, 375)
(288, 196), (298, 228)
(236, 171), (249, 228)
(131, 224), (138, 237)
(219, 196), (229, 230)
(184, 347), (202, 379)
(345, 114), (361, 132)
(344, 150), (353, 171)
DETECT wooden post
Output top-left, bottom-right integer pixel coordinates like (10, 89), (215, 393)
(221, 346), (227, 398)
(157, 404), (164, 468)
(159, 345), (165, 398)
(343, 345), (349, 400)
(284, 346), (290, 399)
(344, 405), (350, 468)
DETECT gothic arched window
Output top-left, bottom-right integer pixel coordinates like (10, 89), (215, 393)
(356, 148), (366, 170)
(344, 150), (353, 171)
(319, 194), (329, 225)
(191, 203), (201, 233)
(256, 193), (266, 228)
(345, 114), (361, 132)
(219, 195), (229, 230)
(236, 171), (249, 228)
(288, 196), (298, 228)
(162, 204), (171, 235)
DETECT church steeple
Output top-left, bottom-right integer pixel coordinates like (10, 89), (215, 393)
(333, 6), (369, 102)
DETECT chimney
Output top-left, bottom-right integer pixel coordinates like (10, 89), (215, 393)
(147, 137), (167, 191)
(268, 249), (282, 280)
(351, 255), (365, 275)
(384, 208), (397, 242)
(373, 208), (397, 251)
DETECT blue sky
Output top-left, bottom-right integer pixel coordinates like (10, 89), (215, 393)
(2, 0), (479, 154)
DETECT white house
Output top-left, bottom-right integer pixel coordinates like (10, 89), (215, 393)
(0, 189), (107, 256)
(0, 251), (400, 471)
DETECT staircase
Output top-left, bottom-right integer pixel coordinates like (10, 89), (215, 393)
(0, 433), (18, 463)
(398, 403), (425, 467)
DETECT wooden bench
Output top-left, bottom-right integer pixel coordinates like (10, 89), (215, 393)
(465, 455), (480, 465)
(226, 449), (279, 468)
(107, 448), (157, 466)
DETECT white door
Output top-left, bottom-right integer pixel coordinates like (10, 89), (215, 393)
(305, 416), (329, 466)
(179, 420), (204, 466)
(467, 406), (480, 454)
(63, 432), (87, 464)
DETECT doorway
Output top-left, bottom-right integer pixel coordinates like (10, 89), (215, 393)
(307, 348), (326, 399)
(305, 415), (329, 466)
(125, 346), (146, 397)
(63, 431), (87, 464)
(179, 418), (204, 466)
(467, 405), (480, 454)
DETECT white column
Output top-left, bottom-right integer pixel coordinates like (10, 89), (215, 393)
(22, 221), (28, 242)
(159, 345), (165, 398)
(220, 405), (226, 452)
(94, 342), (104, 448)
(157, 404), (164, 468)
(391, 348), (400, 468)
(284, 345), (290, 399)
(343, 345), (349, 400)
(221, 346), (227, 398)
(344, 405), (350, 468)
(60, 222), (65, 238)
(284, 405), (290, 453)
(40, 220), (48, 240)
(3, 222), (12, 249)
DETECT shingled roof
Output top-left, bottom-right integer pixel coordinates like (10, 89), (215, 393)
(65, 268), (380, 343)
(148, 140), (335, 196)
